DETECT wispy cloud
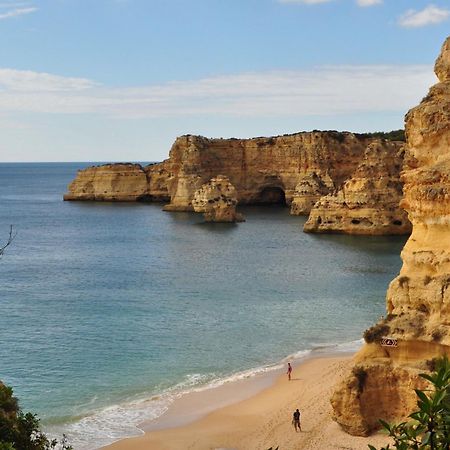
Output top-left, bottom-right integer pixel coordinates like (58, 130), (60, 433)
(0, 65), (435, 119)
(0, 6), (36, 20)
(398, 5), (450, 28)
(356, 0), (382, 7)
(0, 69), (97, 91)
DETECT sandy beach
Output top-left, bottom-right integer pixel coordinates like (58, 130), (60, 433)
(105, 355), (392, 450)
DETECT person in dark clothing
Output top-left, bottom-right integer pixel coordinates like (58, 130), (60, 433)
(292, 408), (301, 432)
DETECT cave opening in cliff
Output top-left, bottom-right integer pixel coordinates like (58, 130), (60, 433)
(255, 187), (287, 206)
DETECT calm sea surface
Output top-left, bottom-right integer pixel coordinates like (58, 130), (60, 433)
(0, 163), (407, 448)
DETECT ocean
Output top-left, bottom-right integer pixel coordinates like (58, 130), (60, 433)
(0, 163), (407, 449)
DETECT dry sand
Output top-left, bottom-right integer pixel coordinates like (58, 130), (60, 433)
(104, 355), (393, 450)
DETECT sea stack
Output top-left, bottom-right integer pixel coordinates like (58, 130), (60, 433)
(192, 175), (244, 223)
(331, 36), (450, 435)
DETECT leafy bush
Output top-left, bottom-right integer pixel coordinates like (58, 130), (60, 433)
(363, 323), (390, 344)
(369, 356), (450, 450)
(356, 130), (406, 142)
(0, 382), (71, 450)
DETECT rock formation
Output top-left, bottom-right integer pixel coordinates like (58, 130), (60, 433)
(331, 36), (450, 435)
(290, 172), (334, 215)
(191, 175), (244, 222)
(63, 163), (170, 202)
(161, 132), (372, 212)
(304, 140), (411, 235)
(65, 132), (404, 219)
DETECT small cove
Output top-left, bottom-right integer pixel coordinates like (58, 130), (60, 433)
(0, 163), (407, 449)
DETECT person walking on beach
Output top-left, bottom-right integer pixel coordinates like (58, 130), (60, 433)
(287, 362), (292, 381)
(292, 408), (301, 432)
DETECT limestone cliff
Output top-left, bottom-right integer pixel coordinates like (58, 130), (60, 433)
(63, 163), (170, 202)
(192, 175), (244, 223)
(332, 36), (450, 436)
(65, 132), (379, 213)
(304, 141), (411, 235)
(290, 172), (334, 215)
(64, 131), (409, 236)
(162, 132), (371, 212)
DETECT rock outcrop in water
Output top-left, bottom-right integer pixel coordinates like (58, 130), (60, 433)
(304, 140), (411, 235)
(161, 132), (384, 212)
(64, 131), (410, 234)
(192, 175), (244, 223)
(331, 36), (450, 436)
(63, 163), (171, 202)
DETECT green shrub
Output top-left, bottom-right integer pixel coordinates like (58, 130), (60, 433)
(0, 382), (71, 450)
(363, 323), (390, 344)
(369, 356), (450, 450)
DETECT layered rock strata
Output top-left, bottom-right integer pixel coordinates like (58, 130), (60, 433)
(162, 132), (372, 212)
(63, 163), (170, 202)
(192, 175), (244, 223)
(304, 141), (411, 235)
(65, 132), (385, 215)
(332, 37), (450, 435)
(290, 172), (334, 215)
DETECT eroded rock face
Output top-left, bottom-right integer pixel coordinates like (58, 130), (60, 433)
(63, 163), (148, 201)
(192, 175), (244, 223)
(331, 364), (427, 436)
(64, 131), (408, 235)
(304, 141), (411, 235)
(290, 172), (334, 216)
(332, 37), (450, 435)
(163, 132), (371, 212)
(63, 163), (171, 202)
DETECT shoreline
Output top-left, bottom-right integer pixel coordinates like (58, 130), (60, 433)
(104, 351), (392, 450)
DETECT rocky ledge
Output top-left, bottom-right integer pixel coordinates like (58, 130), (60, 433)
(331, 36), (450, 435)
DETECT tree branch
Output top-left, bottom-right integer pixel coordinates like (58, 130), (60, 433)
(0, 225), (16, 258)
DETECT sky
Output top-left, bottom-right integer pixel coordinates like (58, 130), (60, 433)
(0, 0), (448, 162)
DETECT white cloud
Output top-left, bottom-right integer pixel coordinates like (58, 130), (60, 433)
(0, 6), (36, 19)
(356, 0), (382, 7)
(0, 69), (97, 91)
(398, 5), (450, 28)
(0, 65), (435, 119)
(277, 0), (333, 4)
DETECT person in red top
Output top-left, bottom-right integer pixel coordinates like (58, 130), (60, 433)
(287, 362), (292, 381)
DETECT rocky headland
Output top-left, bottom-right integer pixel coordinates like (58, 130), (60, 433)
(64, 131), (409, 233)
(331, 36), (450, 435)
(304, 140), (411, 235)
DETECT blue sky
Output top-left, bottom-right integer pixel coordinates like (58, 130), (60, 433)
(0, 0), (448, 162)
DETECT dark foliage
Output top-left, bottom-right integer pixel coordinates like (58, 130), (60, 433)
(356, 130), (406, 142)
(0, 383), (71, 450)
(363, 323), (390, 344)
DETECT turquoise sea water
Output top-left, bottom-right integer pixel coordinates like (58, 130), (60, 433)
(0, 163), (407, 448)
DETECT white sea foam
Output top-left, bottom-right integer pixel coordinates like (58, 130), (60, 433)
(45, 341), (358, 449)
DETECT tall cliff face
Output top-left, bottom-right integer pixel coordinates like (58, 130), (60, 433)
(162, 132), (371, 211)
(331, 36), (450, 436)
(64, 131), (376, 211)
(304, 140), (411, 235)
(63, 163), (171, 202)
